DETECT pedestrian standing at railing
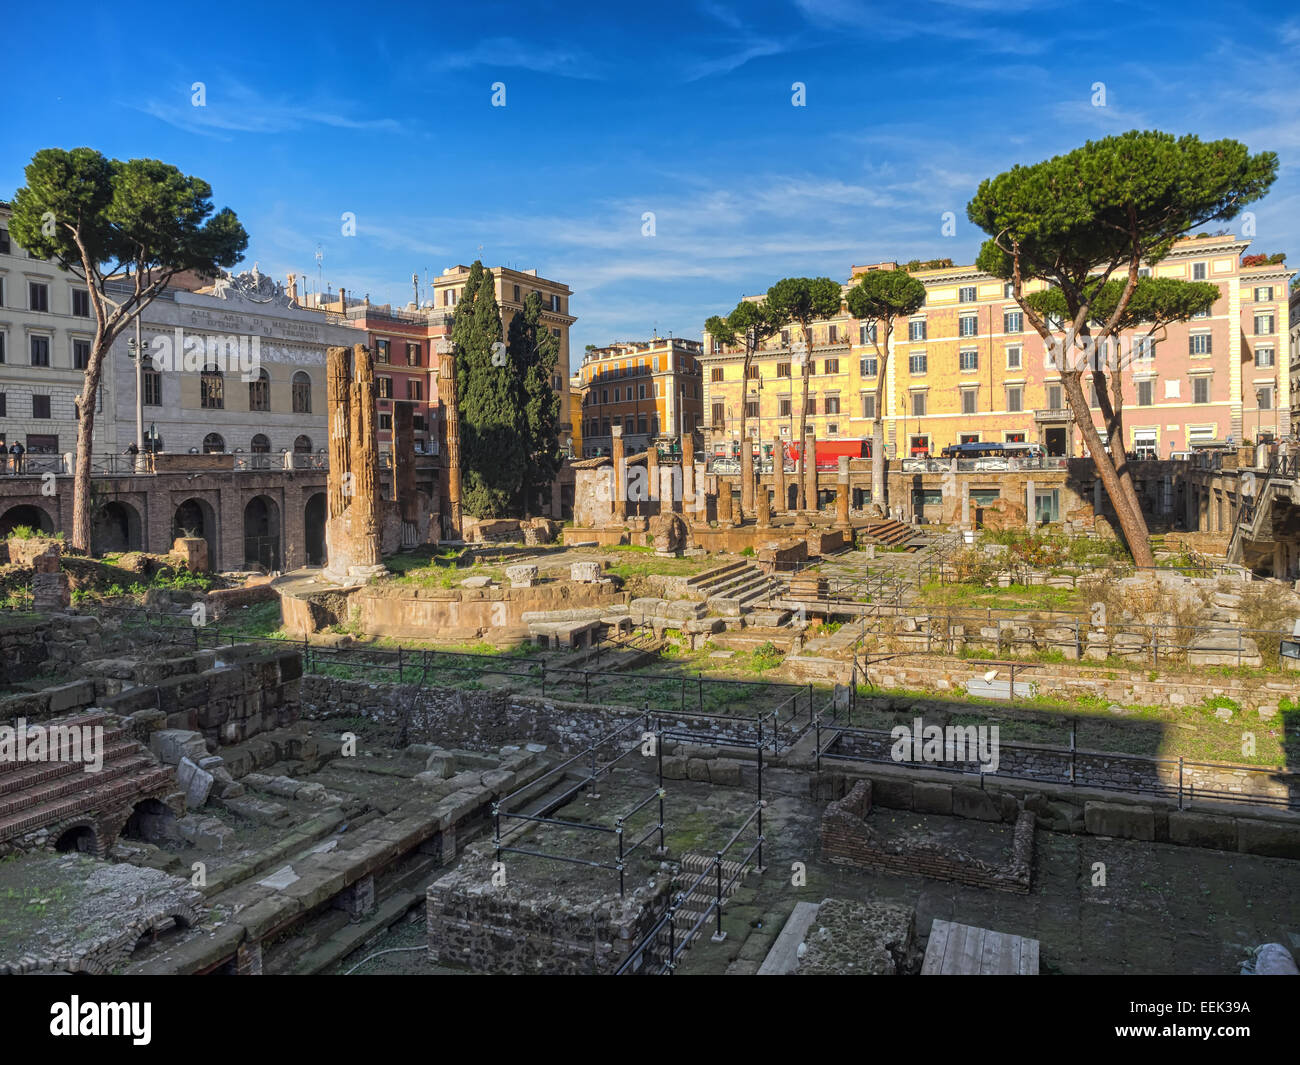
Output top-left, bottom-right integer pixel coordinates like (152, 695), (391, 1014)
(8, 441), (24, 475)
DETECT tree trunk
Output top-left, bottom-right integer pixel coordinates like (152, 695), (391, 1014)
(1061, 370), (1153, 567)
(70, 347), (106, 553)
(796, 325), (812, 512)
(870, 331), (890, 510)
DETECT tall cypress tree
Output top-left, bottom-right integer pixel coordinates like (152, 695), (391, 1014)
(508, 290), (562, 514)
(453, 263), (527, 516)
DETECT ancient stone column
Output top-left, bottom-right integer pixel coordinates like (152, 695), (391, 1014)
(682, 430), (696, 516)
(835, 455), (851, 530)
(647, 443), (660, 513)
(611, 424), (627, 522)
(804, 429), (818, 516)
(717, 477), (734, 524)
(961, 481), (971, 528)
(348, 344), (383, 567)
(740, 441), (754, 520)
(438, 343), (462, 540)
(756, 483), (771, 527)
(393, 402), (417, 521)
(326, 346), (353, 522)
(1025, 479), (1037, 532)
(773, 439), (786, 516)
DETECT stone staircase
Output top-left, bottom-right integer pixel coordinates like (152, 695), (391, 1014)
(860, 519), (916, 548)
(0, 712), (173, 847)
(687, 562), (777, 617)
(671, 850), (752, 945)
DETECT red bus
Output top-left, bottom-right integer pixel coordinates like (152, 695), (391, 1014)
(784, 437), (870, 469)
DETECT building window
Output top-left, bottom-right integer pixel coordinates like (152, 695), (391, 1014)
(30, 336), (50, 367)
(1003, 310), (1022, 333)
(1138, 267), (1151, 278)
(859, 356), (877, 377)
(292, 371), (312, 413)
(1257, 386), (1274, 411)
(72, 338), (90, 370)
(779, 399), (791, 417)
(1047, 384), (1063, 409)
(1003, 282), (1015, 298)
(32, 394), (51, 419)
(1006, 386), (1023, 413)
(827, 324), (839, 343)
(825, 396), (840, 415)
(376, 339), (390, 363)
(294, 435), (312, 453)
(1189, 333), (1211, 355)
(202, 432), (225, 453)
(1006, 346), (1022, 369)
(823, 358), (839, 374)
(248, 369), (270, 411)
(377, 376), (393, 399)
(250, 433), (271, 453)
(1254, 314), (1274, 335)
(1137, 379), (1153, 406)
(143, 368), (161, 406)
(70, 289), (90, 317)
(780, 330), (790, 346)
(1254, 286), (1273, 302)
(959, 349), (978, 371)
(28, 282), (49, 312)
(638, 384), (646, 400)
(405, 342), (420, 366)
(1192, 376), (1210, 404)
(958, 315), (978, 338)
(861, 393), (876, 419)
(711, 367), (724, 382)
(910, 392), (926, 417)
(201, 365), (224, 409)
(1255, 347), (1274, 368)
(745, 400), (759, 417)
(0, 228), (8, 254)
(776, 362), (790, 378)
(1192, 261), (1207, 280)
(408, 379), (423, 401)
(908, 320), (927, 342)
(712, 403), (725, 426)
(806, 398), (817, 415)
(961, 389), (977, 414)
(908, 351), (927, 375)
(378, 413), (392, 431)
(959, 286), (976, 303)
(859, 323), (876, 344)
(745, 365), (759, 380)
(0, 393), (5, 416)
(1134, 337), (1155, 362)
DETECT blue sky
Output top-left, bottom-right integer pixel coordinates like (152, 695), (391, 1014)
(3, 0), (1298, 351)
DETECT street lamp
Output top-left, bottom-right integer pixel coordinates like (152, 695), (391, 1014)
(124, 318), (145, 472)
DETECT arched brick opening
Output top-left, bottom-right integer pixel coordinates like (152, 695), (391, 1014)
(243, 494), (281, 572)
(304, 492), (327, 567)
(0, 503), (56, 537)
(173, 497), (218, 570)
(54, 824), (98, 854)
(91, 500), (144, 555)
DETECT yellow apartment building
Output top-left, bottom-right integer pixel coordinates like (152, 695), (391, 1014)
(701, 236), (1293, 466)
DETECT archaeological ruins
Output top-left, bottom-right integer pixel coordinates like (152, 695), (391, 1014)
(2, 364), (1298, 982)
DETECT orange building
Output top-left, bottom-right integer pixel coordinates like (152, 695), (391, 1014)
(576, 337), (703, 456)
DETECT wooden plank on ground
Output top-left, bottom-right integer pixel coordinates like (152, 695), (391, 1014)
(922, 918), (1040, 975)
